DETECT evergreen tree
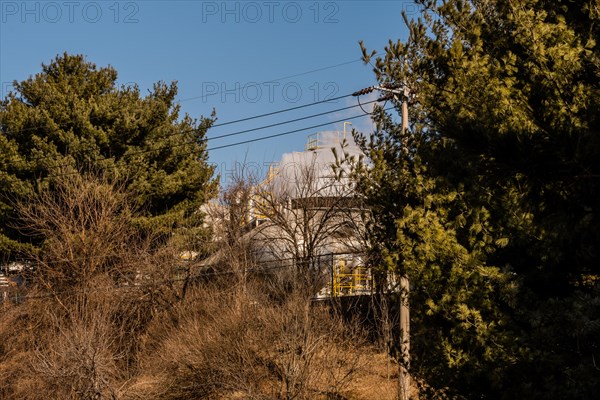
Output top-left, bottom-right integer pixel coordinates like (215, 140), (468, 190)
(0, 53), (217, 260)
(353, 1), (600, 397)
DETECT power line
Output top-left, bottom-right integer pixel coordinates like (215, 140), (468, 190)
(46, 106), (387, 177)
(211, 93), (354, 128)
(208, 107), (393, 151)
(179, 58), (362, 103)
(207, 100), (378, 140)
(258, 59), (362, 86)
(41, 100), (383, 177)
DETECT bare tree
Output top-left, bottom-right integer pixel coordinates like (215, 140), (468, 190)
(252, 156), (365, 295)
(202, 170), (262, 307)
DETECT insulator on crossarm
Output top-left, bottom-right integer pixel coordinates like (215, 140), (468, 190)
(352, 86), (375, 96)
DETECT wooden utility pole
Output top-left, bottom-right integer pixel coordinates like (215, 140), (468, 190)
(353, 82), (411, 399)
(399, 82), (411, 400)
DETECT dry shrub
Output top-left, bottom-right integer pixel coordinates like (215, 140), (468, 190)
(132, 283), (367, 400)
(31, 292), (123, 400)
(0, 290), (129, 400)
(128, 285), (270, 399)
(0, 298), (53, 399)
(258, 293), (367, 399)
(15, 174), (138, 292)
(0, 173), (182, 399)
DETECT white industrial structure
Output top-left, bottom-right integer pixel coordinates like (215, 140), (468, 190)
(203, 131), (393, 298)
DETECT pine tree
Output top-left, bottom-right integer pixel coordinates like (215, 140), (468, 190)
(0, 53), (217, 260)
(353, 1), (600, 397)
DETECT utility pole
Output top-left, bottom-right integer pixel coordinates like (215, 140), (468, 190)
(353, 82), (411, 400)
(398, 81), (410, 400)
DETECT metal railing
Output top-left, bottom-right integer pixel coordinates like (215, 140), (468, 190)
(332, 266), (373, 297)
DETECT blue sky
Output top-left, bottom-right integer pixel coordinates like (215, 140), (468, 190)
(0, 0), (413, 180)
